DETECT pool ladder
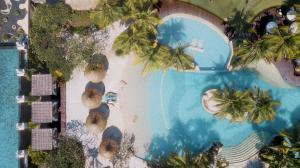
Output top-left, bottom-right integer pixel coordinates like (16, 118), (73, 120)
(217, 132), (272, 164)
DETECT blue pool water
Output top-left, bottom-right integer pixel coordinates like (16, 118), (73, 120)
(0, 48), (20, 168)
(158, 17), (231, 70)
(146, 17), (300, 157)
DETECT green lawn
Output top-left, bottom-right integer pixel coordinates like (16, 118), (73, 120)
(181, 0), (285, 20)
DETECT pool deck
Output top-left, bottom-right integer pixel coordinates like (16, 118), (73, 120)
(159, 0), (225, 32)
(274, 60), (300, 87)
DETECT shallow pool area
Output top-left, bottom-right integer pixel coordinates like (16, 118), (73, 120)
(158, 16), (231, 70)
(147, 69), (300, 157)
(0, 48), (20, 167)
(144, 16), (300, 158)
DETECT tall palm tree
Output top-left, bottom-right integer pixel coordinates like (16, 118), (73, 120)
(248, 88), (280, 123)
(166, 149), (200, 168)
(259, 126), (300, 167)
(263, 26), (300, 62)
(135, 45), (171, 75)
(90, 0), (124, 28)
(124, 8), (160, 35)
(212, 87), (254, 122)
(125, 0), (158, 11)
(233, 39), (272, 67)
(113, 29), (153, 55)
(168, 45), (195, 71)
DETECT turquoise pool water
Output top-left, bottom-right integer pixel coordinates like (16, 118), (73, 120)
(0, 48), (20, 168)
(147, 17), (300, 157)
(158, 17), (231, 70)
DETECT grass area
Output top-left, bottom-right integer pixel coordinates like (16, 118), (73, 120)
(181, 0), (285, 20)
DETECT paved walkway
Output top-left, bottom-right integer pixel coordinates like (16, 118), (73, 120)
(159, 0), (225, 32)
(274, 60), (300, 87)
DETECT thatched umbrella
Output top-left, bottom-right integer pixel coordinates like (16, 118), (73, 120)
(81, 89), (102, 109)
(84, 64), (107, 83)
(86, 111), (107, 135)
(99, 139), (120, 160)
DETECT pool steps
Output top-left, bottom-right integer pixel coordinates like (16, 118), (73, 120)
(217, 132), (272, 164)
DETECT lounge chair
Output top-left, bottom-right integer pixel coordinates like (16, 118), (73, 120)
(16, 95), (25, 103)
(16, 69), (25, 77)
(16, 123), (28, 131)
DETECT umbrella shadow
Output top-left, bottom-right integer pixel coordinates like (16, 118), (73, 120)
(147, 118), (220, 159)
(102, 126), (122, 145)
(85, 81), (105, 95)
(90, 103), (110, 120)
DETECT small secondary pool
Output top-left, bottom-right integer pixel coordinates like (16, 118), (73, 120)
(0, 48), (20, 167)
(158, 16), (231, 70)
(146, 16), (300, 158)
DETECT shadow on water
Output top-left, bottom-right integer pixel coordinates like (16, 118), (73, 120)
(290, 105), (300, 125)
(203, 69), (260, 89)
(167, 71), (187, 120)
(158, 18), (186, 46)
(147, 118), (219, 159)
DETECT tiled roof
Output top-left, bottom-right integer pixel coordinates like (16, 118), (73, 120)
(31, 74), (54, 96)
(31, 129), (53, 151)
(32, 102), (53, 123)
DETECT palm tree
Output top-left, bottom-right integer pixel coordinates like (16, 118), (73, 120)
(165, 145), (228, 168)
(168, 44), (195, 71)
(124, 8), (160, 35)
(233, 39), (272, 67)
(125, 0), (159, 11)
(263, 27), (300, 62)
(112, 28), (153, 55)
(248, 88), (280, 123)
(212, 87), (254, 122)
(90, 0), (124, 28)
(259, 126), (300, 167)
(135, 45), (171, 75)
(166, 149), (200, 168)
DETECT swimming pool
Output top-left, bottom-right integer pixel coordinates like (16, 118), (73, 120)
(146, 16), (300, 157)
(158, 16), (231, 70)
(0, 48), (20, 168)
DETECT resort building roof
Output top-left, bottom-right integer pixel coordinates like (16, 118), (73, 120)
(31, 102), (54, 123)
(31, 129), (53, 151)
(31, 74), (55, 96)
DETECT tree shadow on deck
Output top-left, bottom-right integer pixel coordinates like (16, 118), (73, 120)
(147, 118), (219, 160)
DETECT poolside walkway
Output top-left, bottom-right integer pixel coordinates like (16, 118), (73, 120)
(274, 60), (300, 87)
(159, 0), (225, 32)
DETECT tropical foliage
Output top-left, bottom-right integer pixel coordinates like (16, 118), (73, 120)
(259, 126), (300, 167)
(149, 143), (228, 168)
(28, 146), (48, 167)
(248, 87), (280, 123)
(93, 0), (195, 74)
(212, 87), (280, 123)
(30, 3), (99, 81)
(263, 27), (300, 62)
(233, 39), (272, 67)
(43, 136), (85, 168)
(212, 87), (254, 122)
